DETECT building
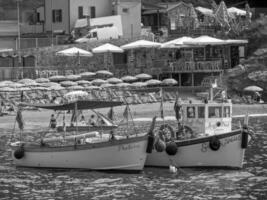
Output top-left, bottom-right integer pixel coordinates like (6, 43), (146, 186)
(44, 0), (141, 38)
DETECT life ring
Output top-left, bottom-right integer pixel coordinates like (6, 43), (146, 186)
(159, 124), (175, 142)
(209, 136), (221, 151)
(176, 125), (194, 139)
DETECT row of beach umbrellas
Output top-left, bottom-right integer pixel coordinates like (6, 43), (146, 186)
(0, 77), (178, 92)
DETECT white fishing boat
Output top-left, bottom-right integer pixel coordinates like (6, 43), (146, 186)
(146, 87), (255, 169)
(10, 99), (156, 171)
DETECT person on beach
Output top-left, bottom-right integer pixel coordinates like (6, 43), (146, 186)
(20, 91), (24, 102)
(49, 114), (57, 129)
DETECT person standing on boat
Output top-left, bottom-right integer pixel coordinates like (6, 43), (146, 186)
(49, 114), (57, 129)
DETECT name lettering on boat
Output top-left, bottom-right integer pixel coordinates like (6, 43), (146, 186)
(201, 134), (241, 152)
(118, 144), (140, 151)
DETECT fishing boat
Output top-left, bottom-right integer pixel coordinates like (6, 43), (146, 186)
(10, 99), (156, 171)
(145, 87), (255, 169)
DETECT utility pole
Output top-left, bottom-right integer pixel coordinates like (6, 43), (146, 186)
(51, 0), (53, 47)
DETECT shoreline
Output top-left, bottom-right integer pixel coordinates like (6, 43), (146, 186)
(0, 103), (267, 131)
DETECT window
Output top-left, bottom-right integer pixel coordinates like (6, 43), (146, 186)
(187, 106), (195, 118)
(78, 6), (84, 19)
(208, 107), (222, 118)
(223, 106), (231, 118)
(52, 9), (62, 23)
(92, 32), (97, 38)
(90, 6), (96, 18)
(170, 18), (176, 30)
(198, 106), (205, 118)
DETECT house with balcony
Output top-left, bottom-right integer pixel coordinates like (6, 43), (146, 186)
(44, 0), (141, 38)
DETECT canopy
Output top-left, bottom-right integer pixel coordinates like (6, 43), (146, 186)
(92, 43), (124, 53)
(184, 36), (227, 45)
(20, 100), (123, 110)
(161, 36), (193, 48)
(56, 47), (93, 57)
(121, 40), (161, 50)
(243, 86), (263, 92)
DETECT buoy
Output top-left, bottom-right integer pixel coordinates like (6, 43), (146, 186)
(154, 138), (166, 152)
(209, 137), (221, 151)
(146, 134), (155, 153)
(241, 128), (249, 149)
(166, 141), (178, 156)
(169, 165), (177, 173)
(14, 147), (24, 159)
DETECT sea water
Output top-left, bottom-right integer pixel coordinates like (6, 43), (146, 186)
(0, 117), (266, 200)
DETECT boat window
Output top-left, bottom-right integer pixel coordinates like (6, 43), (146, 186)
(187, 106), (195, 118)
(208, 106), (222, 118)
(198, 106), (205, 118)
(223, 106), (231, 117)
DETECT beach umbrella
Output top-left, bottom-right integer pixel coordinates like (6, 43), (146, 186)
(18, 78), (35, 84)
(56, 47), (93, 67)
(107, 77), (123, 84)
(100, 83), (114, 88)
(63, 90), (89, 102)
(121, 75), (137, 82)
(115, 82), (131, 88)
(183, 35), (227, 46)
(60, 81), (78, 87)
(0, 81), (14, 87)
(49, 75), (67, 82)
(76, 80), (91, 86)
(92, 43), (124, 70)
(131, 82), (147, 87)
(85, 85), (100, 90)
(80, 72), (96, 79)
(91, 79), (107, 86)
(120, 40), (161, 50)
(96, 70), (113, 77)
(67, 85), (84, 90)
(243, 86), (263, 92)
(9, 83), (24, 88)
(161, 37), (193, 48)
(18, 87), (31, 91)
(56, 47), (93, 57)
(162, 78), (178, 86)
(35, 78), (50, 83)
(146, 79), (162, 86)
(65, 74), (81, 81)
(32, 86), (50, 91)
(92, 43), (124, 53)
(41, 82), (60, 88)
(49, 85), (65, 91)
(0, 87), (16, 92)
(135, 73), (152, 80)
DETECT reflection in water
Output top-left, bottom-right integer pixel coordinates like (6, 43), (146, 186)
(0, 117), (266, 200)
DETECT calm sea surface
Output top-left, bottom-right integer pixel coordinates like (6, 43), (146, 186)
(0, 117), (266, 200)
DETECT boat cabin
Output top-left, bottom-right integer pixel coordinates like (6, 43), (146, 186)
(181, 99), (232, 135)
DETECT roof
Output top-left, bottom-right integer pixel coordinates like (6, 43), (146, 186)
(142, 2), (165, 10)
(20, 100), (124, 110)
(74, 15), (123, 36)
(166, 1), (191, 12)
